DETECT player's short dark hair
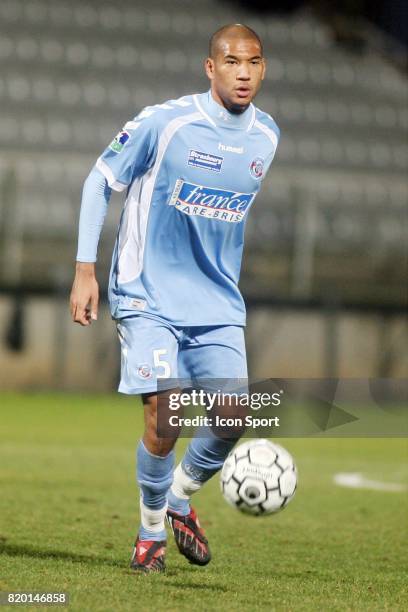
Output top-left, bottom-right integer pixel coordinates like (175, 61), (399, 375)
(209, 24), (263, 58)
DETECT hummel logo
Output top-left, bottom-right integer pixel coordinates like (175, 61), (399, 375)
(218, 142), (244, 154)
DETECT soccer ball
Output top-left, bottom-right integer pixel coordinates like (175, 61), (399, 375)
(220, 439), (297, 515)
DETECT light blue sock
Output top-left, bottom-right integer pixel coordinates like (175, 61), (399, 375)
(182, 426), (237, 481)
(167, 487), (190, 516)
(167, 426), (237, 516)
(137, 440), (174, 541)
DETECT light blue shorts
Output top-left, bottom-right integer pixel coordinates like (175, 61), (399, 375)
(115, 314), (248, 395)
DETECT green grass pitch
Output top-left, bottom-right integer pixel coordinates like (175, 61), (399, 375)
(1, 392), (407, 611)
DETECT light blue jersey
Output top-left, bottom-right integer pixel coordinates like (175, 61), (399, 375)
(95, 91), (280, 326)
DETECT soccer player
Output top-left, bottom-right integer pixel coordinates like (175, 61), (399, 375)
(70, 24), (280, 573)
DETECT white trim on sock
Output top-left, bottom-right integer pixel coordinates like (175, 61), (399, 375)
(140, 500), (167, 533)
(170, 463), (203, 500)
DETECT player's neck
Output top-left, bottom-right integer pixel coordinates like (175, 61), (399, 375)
(202, 90), (254, 130)
(211, 90), (248, 115)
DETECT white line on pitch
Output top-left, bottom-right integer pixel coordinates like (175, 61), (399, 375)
(333, 472), (407, 492)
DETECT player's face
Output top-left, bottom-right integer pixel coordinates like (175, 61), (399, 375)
(205, 37), (265, 113)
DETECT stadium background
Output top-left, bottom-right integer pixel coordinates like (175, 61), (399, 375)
(0, 0), (406, 389)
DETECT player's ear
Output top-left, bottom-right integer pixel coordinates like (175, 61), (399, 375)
(205, 57), (215, 80)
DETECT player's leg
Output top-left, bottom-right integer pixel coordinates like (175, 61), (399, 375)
(167, 325), (247, 565)
(170, 324), (248, 502)
(116, 315), (181, 572)
(132, 390), (181, 573)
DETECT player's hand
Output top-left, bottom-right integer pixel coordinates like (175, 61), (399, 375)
(70, 262), (99, 326)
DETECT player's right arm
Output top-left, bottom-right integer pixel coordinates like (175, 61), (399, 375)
(70, 110), (159, 326)
(70, 261), (99, 326)
(70, 166), (111, 326)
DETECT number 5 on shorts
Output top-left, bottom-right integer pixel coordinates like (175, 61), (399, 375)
(153, 349), (171, 378)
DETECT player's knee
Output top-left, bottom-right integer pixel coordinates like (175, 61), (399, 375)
(143, 432), (175, 457)
(211, 419), (246, 442)
(143, 420), (176, 456)
(143, 396), (178, 456)
(211, 401), (247, 441)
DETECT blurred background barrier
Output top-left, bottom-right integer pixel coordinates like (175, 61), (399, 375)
(0, 0), (406, 389)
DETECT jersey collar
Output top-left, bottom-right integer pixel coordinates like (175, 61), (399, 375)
(194, 90), (255, 131)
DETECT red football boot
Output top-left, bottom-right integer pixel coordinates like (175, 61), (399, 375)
(129, 537), (166, 573)
(166, 507), (211, 566)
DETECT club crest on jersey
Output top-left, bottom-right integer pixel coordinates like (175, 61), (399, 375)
(188, 150), (223, 172)
(109, 129), (130, 153)
(249, 157), (264, 179)
(169, 179), (255, 223)
(137, 363), (152, 379)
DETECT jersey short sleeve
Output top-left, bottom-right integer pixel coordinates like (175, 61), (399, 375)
(96, 113), (159, 192)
